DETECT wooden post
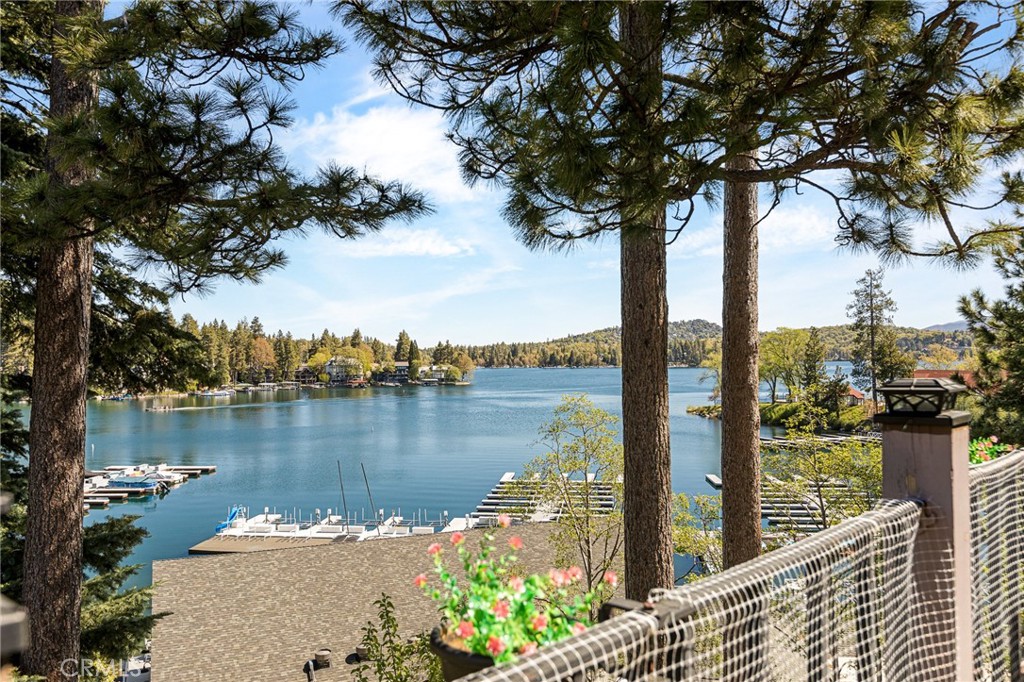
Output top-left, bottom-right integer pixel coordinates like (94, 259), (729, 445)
(876, 409), (973, 681)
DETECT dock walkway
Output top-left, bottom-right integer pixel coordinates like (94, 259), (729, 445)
(471, 472), (619, 522)
(82, 463), (216, 513)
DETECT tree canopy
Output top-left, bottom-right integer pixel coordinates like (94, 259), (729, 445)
(3, 2), (428, 676)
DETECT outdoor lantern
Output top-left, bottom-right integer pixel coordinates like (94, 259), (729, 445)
(877, 377), (967, 417)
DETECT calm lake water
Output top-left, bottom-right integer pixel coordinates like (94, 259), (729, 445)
(77, 366), (811, 585)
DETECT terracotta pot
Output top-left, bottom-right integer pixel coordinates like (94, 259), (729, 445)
(429, 627), (494, 681)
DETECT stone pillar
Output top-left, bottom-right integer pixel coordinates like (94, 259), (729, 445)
(876, 409), (973, 681)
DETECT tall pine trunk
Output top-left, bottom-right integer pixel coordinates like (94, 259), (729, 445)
(619, 3), (674, 600)
(23, 1), (100, 677)
(721, 154), (761, 569)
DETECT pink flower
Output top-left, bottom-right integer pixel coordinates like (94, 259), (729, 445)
(603, 570), (618, 588)
(531, 613), (548, 631)
(455, 621), (475, 639)
(549, 569), (569, 588)
(451, 531), (465, 546)
(566, 566), (583, 581)
(573, 622), (587, 635)
(427, 543), (442, 556)
(493, 599), (510, 618)
(413, 574), (427, 588)
(508, 536), (523, 551)
(990, 435), (999, 443)
(497, 513), (512, 528)
(508, 576), (525, 593)
(487, 635), (506, 656)
(520, 642), (538, 655)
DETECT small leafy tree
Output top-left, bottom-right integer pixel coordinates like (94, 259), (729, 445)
(761, 410), (882, 533)
(759, 328), (809, 404)
(673, 494), (724, 578)
(519, 395), (624, 605)
(698, 351), (723, 405)
(352, 594), (442, 682)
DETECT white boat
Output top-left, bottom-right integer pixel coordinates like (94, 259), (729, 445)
(212, 506), (449, 541)
(106, 475), (164, 491)
(104, 464), (187, 485)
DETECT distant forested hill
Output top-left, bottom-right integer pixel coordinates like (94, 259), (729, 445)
(803, 325), (973, 360)
(465, 319), (722, 367)
(463, 319), (971, 368)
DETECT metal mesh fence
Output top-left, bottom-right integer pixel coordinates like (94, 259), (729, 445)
(969, 447), (1024, 681)
(461, 499), (947, 682)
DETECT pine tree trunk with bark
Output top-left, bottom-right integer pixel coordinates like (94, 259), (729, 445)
(618, 3), (674, 601)
(721, 154), (762, 569)
(23, 1), (101, 678)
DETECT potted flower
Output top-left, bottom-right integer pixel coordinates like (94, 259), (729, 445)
(414, 514), (617, 680)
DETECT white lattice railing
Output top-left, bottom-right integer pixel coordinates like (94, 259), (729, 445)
(458, 449), (1024, 682)
(970, 448), (1024, 681)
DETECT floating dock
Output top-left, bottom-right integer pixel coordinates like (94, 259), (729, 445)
(188, 472), (620, 555)
(82, 462), (216, 514)
(189, 507), (450, 554)
(704, 470), (869, 533)
(188, 535), (341, 554)
(470, 472), (619, 522)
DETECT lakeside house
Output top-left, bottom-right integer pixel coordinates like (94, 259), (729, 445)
(913, 368), (980, 390)
(325, 357), (365, 386)
(292, 365), (318, 385)
(375, 360), (411, 384)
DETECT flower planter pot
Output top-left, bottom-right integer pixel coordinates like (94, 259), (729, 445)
(430, 627), (494, 681)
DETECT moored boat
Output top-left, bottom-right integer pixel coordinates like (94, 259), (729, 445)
(105, 474), (165, 490)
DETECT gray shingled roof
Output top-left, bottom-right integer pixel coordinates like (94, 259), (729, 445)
(152, 524), (587, 681)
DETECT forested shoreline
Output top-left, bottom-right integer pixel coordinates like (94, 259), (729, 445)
(0, 313), (973, 394)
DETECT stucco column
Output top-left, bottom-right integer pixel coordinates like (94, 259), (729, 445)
(876, 409), (973, 681)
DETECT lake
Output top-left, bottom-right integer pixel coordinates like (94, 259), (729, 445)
(77, 366), (810, 584)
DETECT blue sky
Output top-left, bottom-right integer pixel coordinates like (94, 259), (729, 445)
(167, 4), (1015, 346)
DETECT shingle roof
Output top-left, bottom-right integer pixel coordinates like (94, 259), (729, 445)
(152, 524), (568, 681)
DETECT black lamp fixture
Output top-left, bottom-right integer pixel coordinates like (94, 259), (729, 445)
(877, 377), (967, 417)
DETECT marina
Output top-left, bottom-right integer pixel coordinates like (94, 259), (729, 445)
(189, 507), (452, 553)
(188, 471), (619, 553)
(81, 463), (216, 513)
(705, 430), (879, 532)
(76, 366), (814, 585)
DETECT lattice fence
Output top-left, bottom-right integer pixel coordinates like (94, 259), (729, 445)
(460, 499), (952, 682)
(970, 448), (1024, 681)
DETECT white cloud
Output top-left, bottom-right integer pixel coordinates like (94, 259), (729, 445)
(669, 223), (722, 258)
(280, 104), (478, 204)
(331, 227), (476, 259)
(670, 203), (837, 261)
(280, 263), (523, 332)
(587, 258), (619, 272)
(759, 204), (836, 251)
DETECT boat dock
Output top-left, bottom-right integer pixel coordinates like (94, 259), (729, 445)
(82, 463), (216, 513)
(470, 471), (618, 522)
(188, 471), (621, 555)
(189, 506), (451, 554)
(704, 471), (868, 533)
(759, 431), (881, 449)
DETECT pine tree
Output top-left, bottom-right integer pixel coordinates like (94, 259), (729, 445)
(847, 269), (915, 403)
(801, 328), (828, 396)
(394, 330), (411, 362)
(2, 391), (158, 671)
(3, 3), (427, 676)
(959, 237), (1024, 444)
(344, 0), (1020, 579)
